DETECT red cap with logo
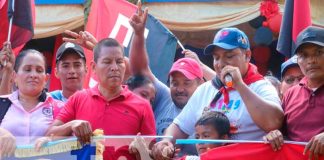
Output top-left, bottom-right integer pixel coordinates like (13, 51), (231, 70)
(169, 58), (203, 80)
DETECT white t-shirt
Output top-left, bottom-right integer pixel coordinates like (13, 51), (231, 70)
(174, 80), (281, 140)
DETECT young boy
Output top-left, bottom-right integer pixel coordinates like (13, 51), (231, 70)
(194, 111), (231, 155)
(178, 111), (231, 159)
(129, 111), (231, 160)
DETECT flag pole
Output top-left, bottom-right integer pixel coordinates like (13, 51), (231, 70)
(7, 0), (15, 42)
(4, 0), (15, 67)
(177, 40), (185, 51)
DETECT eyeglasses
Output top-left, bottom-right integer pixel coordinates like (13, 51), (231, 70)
(283, 75), (304, 84)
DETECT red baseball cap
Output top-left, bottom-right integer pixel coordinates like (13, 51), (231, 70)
(169, 58), (203, 80)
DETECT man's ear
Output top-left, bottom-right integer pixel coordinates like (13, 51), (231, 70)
(91, 61), (96, 72)
(245, 50), (252, 62)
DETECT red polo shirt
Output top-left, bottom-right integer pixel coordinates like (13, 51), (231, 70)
(57, 85), (156, 159)
(283, 77), (324, 142)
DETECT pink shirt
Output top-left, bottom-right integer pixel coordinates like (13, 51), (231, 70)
(0, 91), (65, 145)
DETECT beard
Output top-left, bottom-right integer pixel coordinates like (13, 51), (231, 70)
(172, 96), (188, 109)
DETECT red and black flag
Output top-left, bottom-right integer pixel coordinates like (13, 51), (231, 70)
(0, 0), (35, 52)
(276, 0), (311, 58)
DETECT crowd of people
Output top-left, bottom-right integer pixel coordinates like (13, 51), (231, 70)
(0, 4), (323, 160)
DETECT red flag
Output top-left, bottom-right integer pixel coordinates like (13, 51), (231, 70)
(276, 0), (311, 57)
(84, 0), (137, 88)
(48, 35), (63, 91)
(0, 0), (35, 54)
(85, 0), (177, 87)
(200, 143), (324, 160)
(0, 0), (5, 9)
(292, 0), (311, 42)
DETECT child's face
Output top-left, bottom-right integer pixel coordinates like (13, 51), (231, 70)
(195, 124), (222, 155)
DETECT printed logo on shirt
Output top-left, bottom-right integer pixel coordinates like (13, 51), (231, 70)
(157, 118), (174, 135)
(209, 98), (241, 114)
(42, 107), (53, 117)
(123, 110), (129, 115)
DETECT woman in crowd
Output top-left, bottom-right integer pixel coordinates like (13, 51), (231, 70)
(126, 74), (156, 106)
(0, 49), (64, 147)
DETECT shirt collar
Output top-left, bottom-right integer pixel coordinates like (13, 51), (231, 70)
(9, 90), (53, 102)
(299, 77), (324, 91)
(8, 90), (55, 110)
(299, 77), (308, 87)
(90, 84), (130, 100)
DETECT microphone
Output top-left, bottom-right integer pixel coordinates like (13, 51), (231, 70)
(224, 74), (233, 87)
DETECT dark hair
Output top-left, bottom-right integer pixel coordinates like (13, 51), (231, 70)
(14, 49), (47, 72)
(126, 74), (153, 90)
(195, 111), (231, 137)
(93, 38), (124, 62)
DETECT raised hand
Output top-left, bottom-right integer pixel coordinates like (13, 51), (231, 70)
(0, 41), (15, 70)
(183, 50), (201, 65)
(63, 30), (98, 50)
(129, 0), (148, 35)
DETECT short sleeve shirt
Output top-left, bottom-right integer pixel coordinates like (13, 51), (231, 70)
(153, 78), (182, 135)
(282, 78), (324, 142)
(174, 80), (281, 140)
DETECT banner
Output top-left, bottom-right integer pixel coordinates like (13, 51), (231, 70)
(200, 143), (324, 160)
(6, 136), (160, 160)
(276, 0), (311, 58)
(0, 0), (35, 52)
(85, 0), (177, 87)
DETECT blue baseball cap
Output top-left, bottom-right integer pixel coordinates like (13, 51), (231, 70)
(204, 28), (250, 55)
(294, 26), (324, 55)
(281, 55), (299, 79)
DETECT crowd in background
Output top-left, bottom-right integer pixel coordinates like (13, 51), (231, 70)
(0, 5), (323, 160)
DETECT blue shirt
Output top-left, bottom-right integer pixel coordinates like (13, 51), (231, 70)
(50, 90), (68, 102)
